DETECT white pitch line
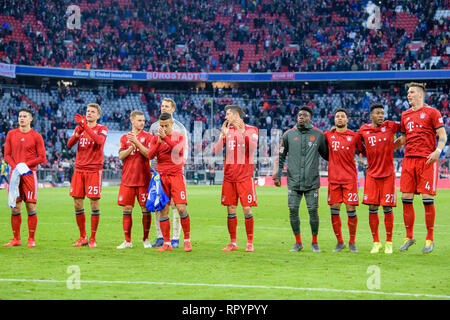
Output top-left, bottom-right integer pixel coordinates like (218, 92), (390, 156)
(0, 278), (448, 299)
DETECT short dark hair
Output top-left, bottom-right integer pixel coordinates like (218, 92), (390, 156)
(18, 108), (33, 117)
(225, 104), (244, 118)
(370, 103), (384, 113)
(159, 112), (173, 121)
(334, 108), (348, 117)
(299, 106), (313, 118)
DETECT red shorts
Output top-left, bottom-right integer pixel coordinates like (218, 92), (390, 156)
(70, 169), (103, 199)
(160, 174), (187, 205)
(9, 171), (38, 203)
(118, 185), (149, 207)
(400, 157), (438, 195)
(328, 181), (359, 205)
(221, 178), (257, 207)
(363, 173), (397, 207)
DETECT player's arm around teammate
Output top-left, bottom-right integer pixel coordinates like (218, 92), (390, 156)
(399, 82), (447, 253)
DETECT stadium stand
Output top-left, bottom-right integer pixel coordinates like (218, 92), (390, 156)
(0, 0), (448, 72)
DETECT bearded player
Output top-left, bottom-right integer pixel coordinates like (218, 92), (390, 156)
(324, 108), (364, 253)
(67, 103), (108, 248)
(117, 110), (153, 249)
(148, 113), (191, 252)
(149, 98), (189, 248)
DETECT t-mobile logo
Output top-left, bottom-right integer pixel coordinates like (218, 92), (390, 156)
(80, 138), (88, 147)
(228, 140), (236, 150)
(332, 141), (340, 151)
(407, 122), (414, 132)
(368, 136), (377, 146)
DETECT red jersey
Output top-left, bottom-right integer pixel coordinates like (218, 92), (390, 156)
(148, 132), (185, 175)
(358, 121), (401, 178)
(119, 131), (152, 187)
(68, 124), (108, 171)
(324, 129), (363, 184)
(401, 105), (444, 158)
(213, 124), (259, 183)
(4, 128), (46, 171)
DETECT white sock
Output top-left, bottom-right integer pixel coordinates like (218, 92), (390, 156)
(171, 206), (181, 240)
(155, 211), (162, 238)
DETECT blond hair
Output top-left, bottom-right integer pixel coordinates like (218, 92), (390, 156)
(87, 103), (102, 115)
(130, 110), (145, 119)
(405, 82), (426, 93)
(162, 98), (176, 109)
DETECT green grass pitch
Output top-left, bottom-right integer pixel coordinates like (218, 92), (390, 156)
(0, 186), (449, 300)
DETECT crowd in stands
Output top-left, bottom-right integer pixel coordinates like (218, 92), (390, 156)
(1, 81), (449, 182)
(0, 0), (449, 72)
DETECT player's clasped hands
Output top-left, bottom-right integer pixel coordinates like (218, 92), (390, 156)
(74, 114), (87, 128)
(158, 127), (166, 142)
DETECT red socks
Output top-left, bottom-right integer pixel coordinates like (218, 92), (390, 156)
(227, 214), (238, 243)
(27, 212), (37, 240)
(331, 213), (343, 243)
(160, 217), (171, 243)
(75, 210), (86, 238)
(347, 214), (357, 244)
(423, 199), (435, 241)
(142, 213), (151, 241)
(11, 213), (22, 240)
(244, 214), (254, 243)
(402, 198), (415, 239)
(180, 213), (191, 241)
(369, 209), (380, 242)
(90, 210), (100, 241)
(123, 212), (132, 242)
(384, 209), (394, 242)
(295, 233), (302, 244)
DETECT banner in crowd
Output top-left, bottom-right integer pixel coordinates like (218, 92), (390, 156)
(146, 72), (208, 81)
(13, 65), (450, 82)
(0, 63), (16, 78)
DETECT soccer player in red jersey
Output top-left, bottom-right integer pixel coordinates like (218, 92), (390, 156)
(398, 82), (447, 253)
(358, 104), (403, 254)
(147, 112), (191, 252)
(116, 110), (153, 249)
(67, 103), (108, 248)
(213, 105), (259, 252)
(324, 108), (364, 253)
(3, 108), (46, 247)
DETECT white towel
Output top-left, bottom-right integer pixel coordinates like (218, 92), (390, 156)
(16, 162), (32, 176)
(7, 163), (31, 208)
(8, 168), (20, 208)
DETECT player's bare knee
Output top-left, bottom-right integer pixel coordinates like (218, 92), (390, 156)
(227, 205), (237, 214)
(90, 198), (100, 211)
(175, 204), (187, 215)
(369, 204), (379, 211)
(25, 202), (36, 213)
(242, 206), (252, 215)
(123, 205), (133, 212)
(73, 198), (84, 211)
